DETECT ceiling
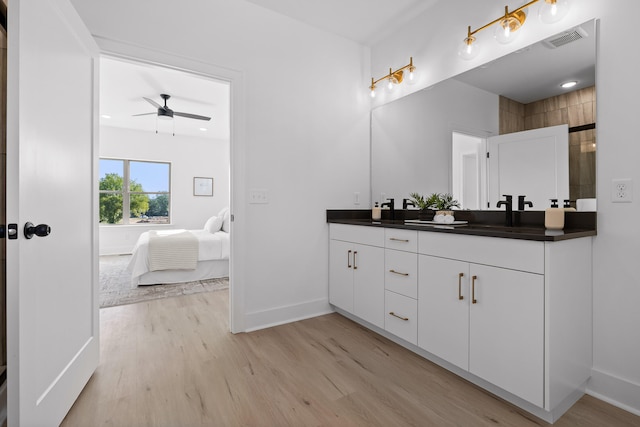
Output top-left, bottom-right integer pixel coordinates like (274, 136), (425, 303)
(100, 57), (230, 140)
(243, 0), (440, 45)
(99, 5), (594, 137)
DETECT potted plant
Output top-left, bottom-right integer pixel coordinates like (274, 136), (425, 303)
(432, 193), (460, 222)
(410, 192), (460, 221)
(409, 192), (441, 220)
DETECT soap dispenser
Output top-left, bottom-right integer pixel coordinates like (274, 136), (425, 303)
(545, 199), (564, 230)
(372, 202), (381, 221)
(563, 199), (576, 212)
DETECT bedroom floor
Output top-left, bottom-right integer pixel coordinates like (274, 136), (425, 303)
(61, 290), (639, 426)
(99, 255), (228, 308)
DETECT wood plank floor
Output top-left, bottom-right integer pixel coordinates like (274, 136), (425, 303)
(62, 290), (640, 426)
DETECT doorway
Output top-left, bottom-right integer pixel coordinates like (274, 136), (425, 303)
(452, 132), (486, 210)
(98, 56), (232, 312)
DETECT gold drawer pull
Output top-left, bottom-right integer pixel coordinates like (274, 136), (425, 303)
(353, 251), (358, 270)
(458, 272), (464, 300)
(389, 312), (409, 321)
(389, 269), (409, 276)
(389, 237), (410, 242)
(472, 275), (478, 304)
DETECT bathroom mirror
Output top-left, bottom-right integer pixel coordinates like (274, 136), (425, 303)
(371, 19), (596, 211)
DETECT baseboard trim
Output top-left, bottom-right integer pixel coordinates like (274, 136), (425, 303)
(244, 297), (333, 332)
(587, 368), (640, 416)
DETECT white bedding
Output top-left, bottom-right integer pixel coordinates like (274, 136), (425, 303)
(128, 229), (230, 280)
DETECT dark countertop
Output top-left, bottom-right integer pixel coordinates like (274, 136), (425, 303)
(327, 210), (597, 242)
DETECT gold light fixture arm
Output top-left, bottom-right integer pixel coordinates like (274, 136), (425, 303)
(467, 0), (540, 38)
(369, 57), (415, 89)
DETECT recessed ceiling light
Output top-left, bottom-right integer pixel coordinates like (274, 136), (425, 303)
(199, 127), (208, 131)
(561, 81), (577, 89)
(101, 114), (111, 119)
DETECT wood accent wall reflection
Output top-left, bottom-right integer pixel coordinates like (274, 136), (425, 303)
(499, 86), (596, 202)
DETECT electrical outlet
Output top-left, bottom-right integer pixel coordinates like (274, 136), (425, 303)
(612, 179), (633, 203)
(249, 189), (269, 204)
(353, 192), (360, 205)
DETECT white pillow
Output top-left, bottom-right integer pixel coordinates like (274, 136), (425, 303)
(222, 209), (231, 232)
(204, 215), (223, 233)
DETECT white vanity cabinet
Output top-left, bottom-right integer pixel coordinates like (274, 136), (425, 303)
(329, 224), (385, 328)
(419, 254), (544, 406)
(417, 231), (591, 415)
(328, 222), (592, 422)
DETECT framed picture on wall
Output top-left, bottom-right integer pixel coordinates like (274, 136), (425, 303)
(193, 177), (213, 196)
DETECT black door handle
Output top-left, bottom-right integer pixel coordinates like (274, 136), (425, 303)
(24, 222), (51, 239)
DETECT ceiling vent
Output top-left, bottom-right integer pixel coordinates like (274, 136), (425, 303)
(543, 26), (588, 49)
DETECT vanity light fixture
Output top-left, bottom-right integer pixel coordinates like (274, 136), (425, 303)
(459, 0), (571, 60)
(369, 57), (416, 98)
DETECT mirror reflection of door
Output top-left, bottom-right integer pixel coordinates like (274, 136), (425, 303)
(452, 132), (486, 210)
(488, 125), (569, 210)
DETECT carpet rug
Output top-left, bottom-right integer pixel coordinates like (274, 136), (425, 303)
(100, 255), (229, 308)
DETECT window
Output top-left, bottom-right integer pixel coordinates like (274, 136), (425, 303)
(99, 158), (171, 225)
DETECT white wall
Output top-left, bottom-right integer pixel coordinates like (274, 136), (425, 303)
(71, 0), (371, 328)
(99, 126), (230, 255)
(370, 0), (640, 416)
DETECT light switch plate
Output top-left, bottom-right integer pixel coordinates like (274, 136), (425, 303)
(249, 189), (269, 204)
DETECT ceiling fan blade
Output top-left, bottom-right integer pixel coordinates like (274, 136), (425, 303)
(143, 97), (162, 109)
(174, 111), (211, 121)
(132, 112), (157, 117)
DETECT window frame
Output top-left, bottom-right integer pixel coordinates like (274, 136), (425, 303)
(99, 157), (172, 225)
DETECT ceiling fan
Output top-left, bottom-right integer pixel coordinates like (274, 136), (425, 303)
(133, 93), (211, 121)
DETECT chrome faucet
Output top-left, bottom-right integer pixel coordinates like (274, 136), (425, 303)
(518, 195), (533, 211)
(402, 198), (415, 210)
(496, 195), (513, 227)
(381, 198), (395, 220)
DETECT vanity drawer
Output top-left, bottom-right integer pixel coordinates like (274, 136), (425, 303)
(418, 232), (544, 274)
(385, 291), (417, 345)
(330, 223), (384, 247)
(385, 229), (418, 252)
(385, 249), (417, 298)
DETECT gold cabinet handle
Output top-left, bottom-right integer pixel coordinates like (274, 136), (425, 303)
(389, 237), (410, 242)
(389, 269), (409, 276)
(389, 312), (409, 321)
(472, 275), (478, 304)
(353, 251), (358, 270)
(347, 250), (352, 269)
(458, 272), (464, 300)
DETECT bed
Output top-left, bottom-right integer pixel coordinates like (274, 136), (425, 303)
(127, 208), (230, 285)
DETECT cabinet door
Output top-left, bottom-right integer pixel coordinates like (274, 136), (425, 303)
(469, 264), (544, 407)
(329, 240), (354, 312)
(418, 256), (470, 370)
(353, 244), (385, 328)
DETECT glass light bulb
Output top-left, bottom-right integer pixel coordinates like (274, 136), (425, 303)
(539, 0), (570, 24)
(406, 68), (417, 85)
(370, 87), (376, 98)
(387, 77), (395, 91)
(494, 18), (520, 44)
(458, 36), (480, 60)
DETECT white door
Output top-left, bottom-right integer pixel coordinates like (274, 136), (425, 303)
(417, 256), (470, 370)
(6, 1), (99, 425)
(488, 125), (569, 210)
(468, 264), (544, 407)
(329, 239), (354, 312)
(352, 244), (384, 328)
